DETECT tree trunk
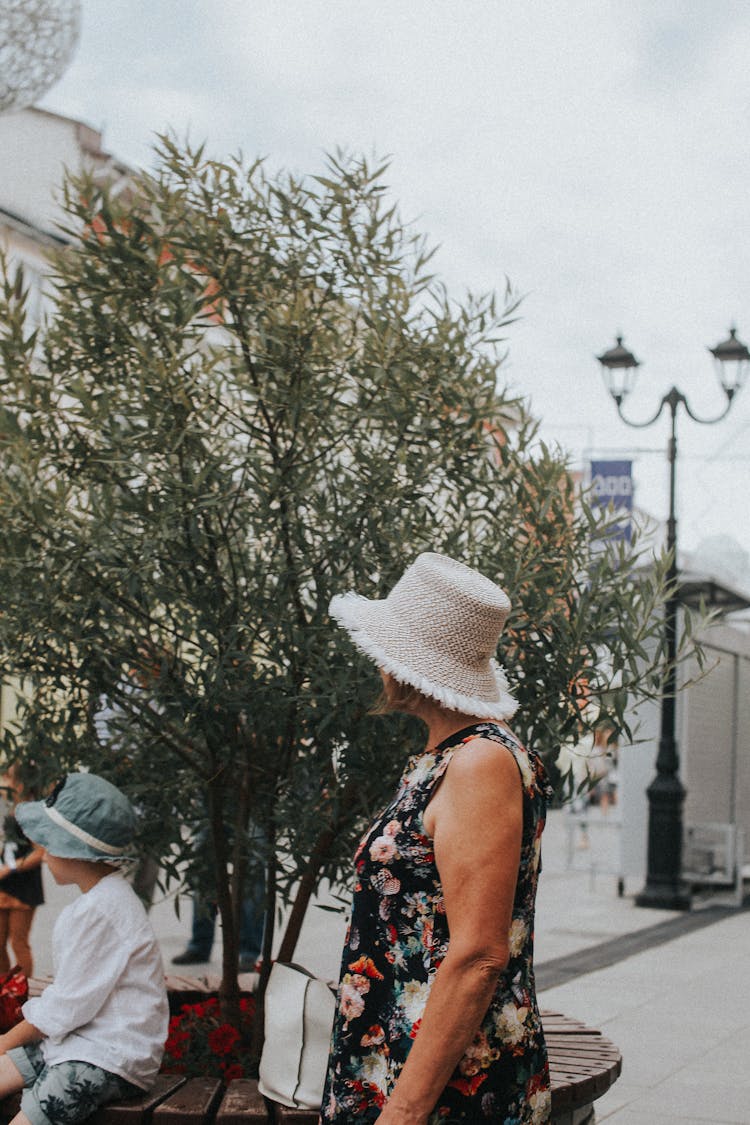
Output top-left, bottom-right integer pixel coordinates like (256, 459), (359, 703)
(276, 823), (338, 964)
(250, 844), (277, 1067)
(276, 781), (357, 964)
(207, 780), (241, 1028)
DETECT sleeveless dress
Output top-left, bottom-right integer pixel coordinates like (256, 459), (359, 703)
(321, 722), (553, 1125)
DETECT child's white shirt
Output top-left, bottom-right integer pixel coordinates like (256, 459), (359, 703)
(23, 871), (169, 1088)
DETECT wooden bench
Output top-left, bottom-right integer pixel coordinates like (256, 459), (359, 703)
(542, 1010), (622, 1124)
(0, 1077), (269, 1125)
(0, 1011), (620, 1124)
(269, 1010), (621, 1125)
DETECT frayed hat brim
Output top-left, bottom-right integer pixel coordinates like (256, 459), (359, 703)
(330, 592), (518, 721)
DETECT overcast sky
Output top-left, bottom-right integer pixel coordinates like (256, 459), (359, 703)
(40, 0), (750, 581)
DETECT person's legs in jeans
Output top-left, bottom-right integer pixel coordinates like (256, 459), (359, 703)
(174, 826), (267, 967)
(175, 888), (263, 968)
(172, 896), (215, 964)
(190, 897), (216, 959)
(239, 828), (267, 967)
(238, 864), (266, 967)
(187, 897), (216, 959)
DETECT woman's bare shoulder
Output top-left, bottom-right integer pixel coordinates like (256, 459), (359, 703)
(445, 735), (521, 790)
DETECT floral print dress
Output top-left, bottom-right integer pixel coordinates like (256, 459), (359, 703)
(321, 722), (553, 1125)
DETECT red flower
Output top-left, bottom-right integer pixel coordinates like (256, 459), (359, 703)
(208, 1024), (241, 1056)
(526, 1071), (548, 1096)
(347, 956), (384, 980)
(222, 1062), (245, 1081)
(352, 1081), (385, 1112)
(448, 1073), (488, 1097)
(360, 1024), (385, 1047)
(164, 1027), (190, 1057)
(371, 1086), (386, 1109)
(161, 994), (256, 1080)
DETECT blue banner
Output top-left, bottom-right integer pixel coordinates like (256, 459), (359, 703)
(590, 460), (633, 543)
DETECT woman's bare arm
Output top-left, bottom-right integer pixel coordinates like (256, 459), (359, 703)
(377, 738), (523, 1125)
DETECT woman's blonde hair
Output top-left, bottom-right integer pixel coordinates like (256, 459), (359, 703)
(371, 675), (431, 716)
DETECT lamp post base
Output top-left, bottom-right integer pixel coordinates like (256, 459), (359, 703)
(635, 881), (691, 911)
(637, 751), (690, 911)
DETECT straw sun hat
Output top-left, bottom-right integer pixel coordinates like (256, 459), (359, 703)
(329, 552), (517, 720)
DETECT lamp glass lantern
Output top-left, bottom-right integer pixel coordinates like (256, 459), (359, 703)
(596, 336), (641, 404)
(709, 327), (750, 398)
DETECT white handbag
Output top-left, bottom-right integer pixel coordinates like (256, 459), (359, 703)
(257, 962), (337, 1110)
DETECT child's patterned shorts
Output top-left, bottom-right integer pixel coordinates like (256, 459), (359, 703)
(7, 1043), (141, 1125)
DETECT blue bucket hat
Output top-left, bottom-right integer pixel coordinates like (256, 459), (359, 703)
(16, 772), (137, 864)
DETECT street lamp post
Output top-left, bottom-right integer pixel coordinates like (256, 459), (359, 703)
(597, 328), (750, 910)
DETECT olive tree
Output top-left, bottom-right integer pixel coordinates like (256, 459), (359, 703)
(0, 140), (683, 1034)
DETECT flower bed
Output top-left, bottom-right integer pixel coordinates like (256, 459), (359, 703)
(162, 994), (257, 1082)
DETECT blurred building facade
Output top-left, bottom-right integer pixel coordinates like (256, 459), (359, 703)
(0, 106), (130, 732)
(0, 105), (130, 326)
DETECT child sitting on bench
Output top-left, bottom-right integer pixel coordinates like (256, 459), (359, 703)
(0, 772), (168, 1125)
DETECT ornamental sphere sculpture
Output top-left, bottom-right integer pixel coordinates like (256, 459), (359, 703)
(0, 0), (82, 114)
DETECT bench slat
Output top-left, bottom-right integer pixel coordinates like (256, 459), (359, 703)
(550, 1063), (622, 1107)
(541, 1010), (590, 1026)
(152, 1077), (223, 1123)
(552, 1067), (620, 1086)
(215, 1079), (270, 1123)
(272, 1106), (317, 1125)
(547, 1045), (621, 1060)
(91, 1075), (186, 1123)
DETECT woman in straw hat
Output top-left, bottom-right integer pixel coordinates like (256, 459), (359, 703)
(321, 553), (552, 1124)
